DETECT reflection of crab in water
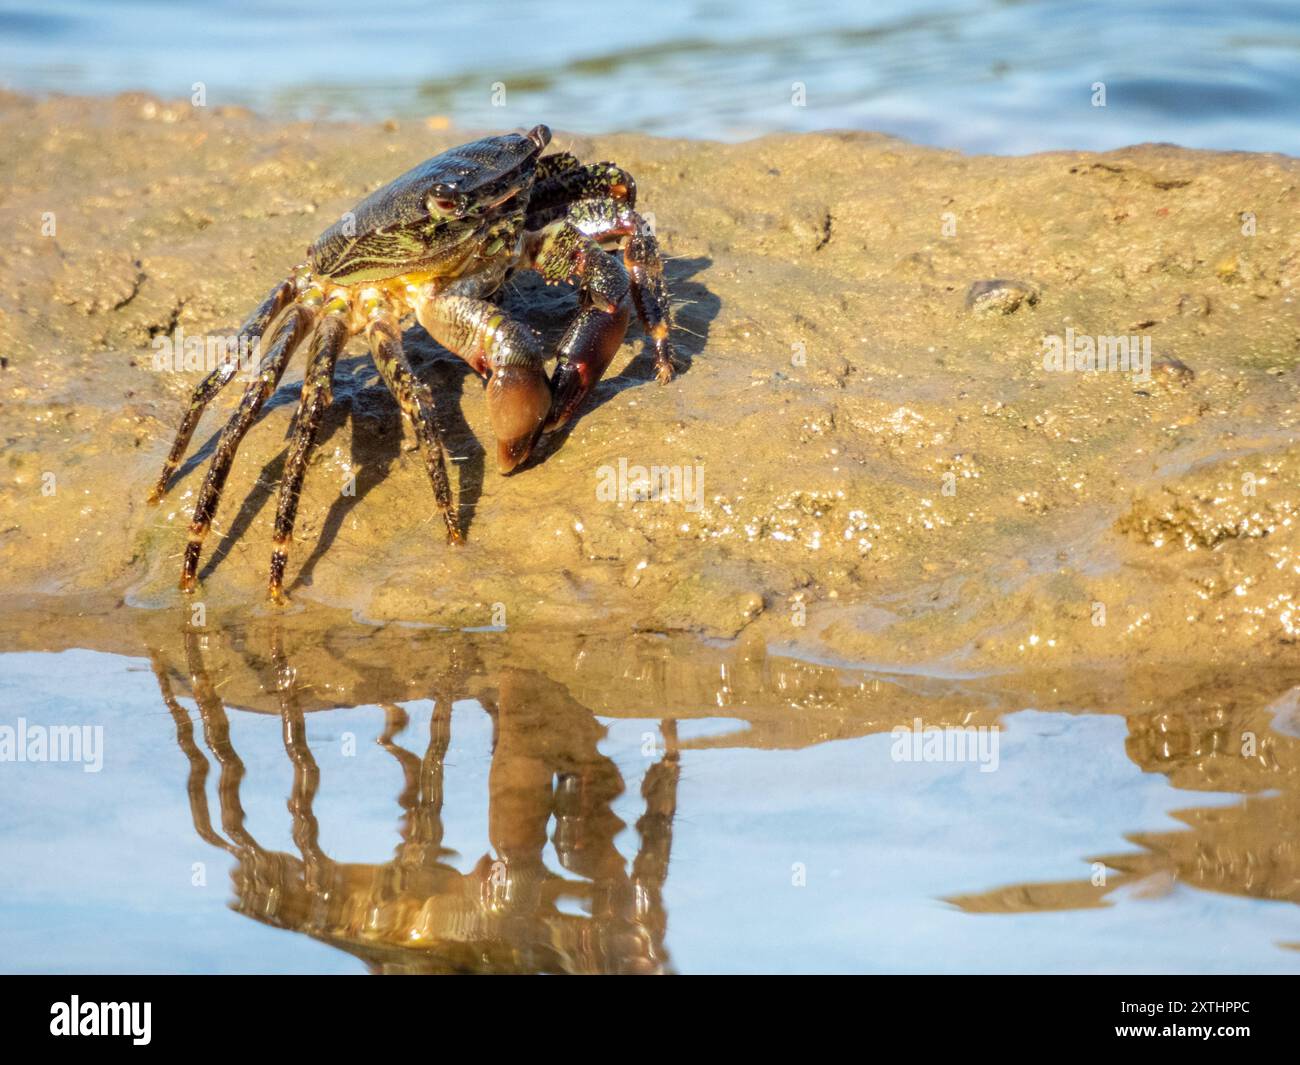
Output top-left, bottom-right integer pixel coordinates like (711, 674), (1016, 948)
(150, 633), (680, 974)
(147, 125), (678, 601)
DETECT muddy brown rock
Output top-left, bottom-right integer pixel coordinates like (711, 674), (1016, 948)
(2, 93), (1299, 677)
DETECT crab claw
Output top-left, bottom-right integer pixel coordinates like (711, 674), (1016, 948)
(546, 299), (631, 432)
(487, 364), (552, 473)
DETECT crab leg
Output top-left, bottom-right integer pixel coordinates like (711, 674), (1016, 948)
(148, 278), (296, 504)
(413, 292), (551, 473)
(365, 309), (462, 543)
(519, 218), (632, 431)
(523, 156), (674, 383)
(179, 303), (315, 592)
(534, 151), (582, 183)
(266, 307), (349, 603)
(525, 158), (637, 230)
(563, 198), (678, 386)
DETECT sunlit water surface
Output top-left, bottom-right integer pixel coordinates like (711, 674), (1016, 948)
(0, 0), (1297, 154)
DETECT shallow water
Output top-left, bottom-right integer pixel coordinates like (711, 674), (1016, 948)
(2, 612), (1297, 973)
(1, 0), (1297, 154)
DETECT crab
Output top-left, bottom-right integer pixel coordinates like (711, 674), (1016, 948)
(147, 124), (677, 601)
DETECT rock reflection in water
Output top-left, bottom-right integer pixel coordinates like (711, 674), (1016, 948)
(948, 689), (1300, 919)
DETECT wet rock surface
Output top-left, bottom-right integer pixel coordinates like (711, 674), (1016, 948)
(2, 92), (1299, 677)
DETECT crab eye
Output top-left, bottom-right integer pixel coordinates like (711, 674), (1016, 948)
(428, 186), (461, 215)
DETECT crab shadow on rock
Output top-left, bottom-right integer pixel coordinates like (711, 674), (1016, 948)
(194, 252), (716, 588)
